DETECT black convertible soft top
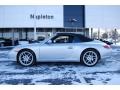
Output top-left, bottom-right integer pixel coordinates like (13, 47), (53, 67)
(56, 33), (93, 42)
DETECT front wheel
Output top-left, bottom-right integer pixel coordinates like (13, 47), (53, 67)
(81, 49), (100, 67)
(17, 49), (36, 66)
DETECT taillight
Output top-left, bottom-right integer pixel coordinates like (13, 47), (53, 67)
(103, 44), (111, 49)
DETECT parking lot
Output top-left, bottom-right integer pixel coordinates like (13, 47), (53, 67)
(0, 46), (120, 85)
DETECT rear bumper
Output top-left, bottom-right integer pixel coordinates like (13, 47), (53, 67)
(100, 48), (112, 59)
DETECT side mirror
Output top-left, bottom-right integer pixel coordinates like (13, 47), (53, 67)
(46, 40), (52, 44)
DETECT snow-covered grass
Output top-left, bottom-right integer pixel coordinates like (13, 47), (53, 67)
(0, 47), (120, 85)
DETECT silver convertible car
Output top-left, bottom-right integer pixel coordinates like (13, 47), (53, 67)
(9, 33), (112, 67)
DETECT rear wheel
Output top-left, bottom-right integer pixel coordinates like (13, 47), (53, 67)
(81, 49), (100, 67)
(17, 49), (36, 66)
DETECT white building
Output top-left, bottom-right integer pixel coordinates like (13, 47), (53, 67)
(0, 5), (87, 43)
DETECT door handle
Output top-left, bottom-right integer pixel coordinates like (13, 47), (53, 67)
(68, 46), (73, 49)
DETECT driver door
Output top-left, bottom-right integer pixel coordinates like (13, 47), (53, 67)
(39, 35), (74, 61)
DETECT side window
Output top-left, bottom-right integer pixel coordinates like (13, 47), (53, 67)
(52, 35), (73, 44)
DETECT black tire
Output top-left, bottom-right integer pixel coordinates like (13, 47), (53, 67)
(80, 49), (100, 67)
(17, 49), (36, 66)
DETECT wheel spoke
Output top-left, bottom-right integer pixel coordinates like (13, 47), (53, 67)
(19, 51), (34, 66)
(83, 50), (98, 66)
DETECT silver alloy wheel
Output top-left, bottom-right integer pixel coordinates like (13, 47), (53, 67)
(18, 51), (34, 66)
(83, 51), (98, 66)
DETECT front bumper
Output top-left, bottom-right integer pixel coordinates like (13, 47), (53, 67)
(8, 50), (17, 61)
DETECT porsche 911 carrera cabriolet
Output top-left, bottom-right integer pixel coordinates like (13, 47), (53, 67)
(9, 33), (112, 67)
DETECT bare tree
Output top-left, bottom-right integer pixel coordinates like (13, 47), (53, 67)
(110, 29), (119, 40)
(101, 32), (108, 40)
(93, 32), (98, 39)
(110, 29), (119, 44)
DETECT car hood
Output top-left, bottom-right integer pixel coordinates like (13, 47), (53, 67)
(13, 43), (41, 49)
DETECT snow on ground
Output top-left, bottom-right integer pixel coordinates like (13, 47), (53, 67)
(0, 46), (120, 85)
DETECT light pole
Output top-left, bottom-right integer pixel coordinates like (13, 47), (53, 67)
(33, 9), (37, 40)
(34, 19), (37, 40)
(91, 28), (93, 38)
(98, 28), (100, 39)
(12, 29), (15, 46)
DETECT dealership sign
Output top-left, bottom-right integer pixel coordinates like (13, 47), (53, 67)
(30, 14), (54, 20)
(0, 6), (63, 28)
